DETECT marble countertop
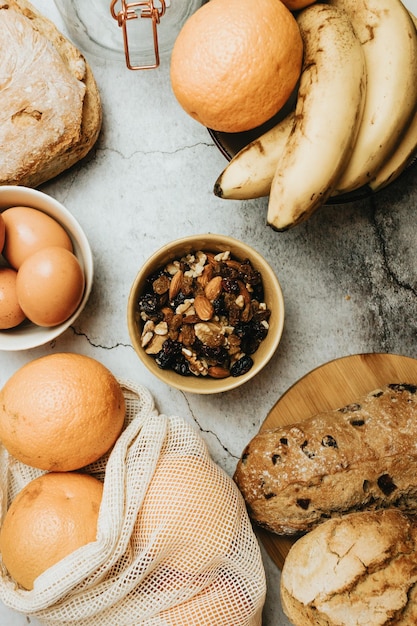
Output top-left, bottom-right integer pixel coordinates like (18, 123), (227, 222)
(2, 1), (417, 624)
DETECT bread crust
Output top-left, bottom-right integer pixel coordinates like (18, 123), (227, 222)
(0, 0), (102, 187)
(280, 509), (417, 625)
(234, 383), (417, 534)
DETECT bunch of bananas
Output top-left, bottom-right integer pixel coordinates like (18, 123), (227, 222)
(213, 0), (417, 231)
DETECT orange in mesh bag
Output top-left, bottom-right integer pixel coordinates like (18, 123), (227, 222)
(0, 381), (266, 625)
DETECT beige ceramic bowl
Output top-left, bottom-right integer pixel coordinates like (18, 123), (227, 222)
(127, 234), (284, 394)
(0, 186), (93, 351)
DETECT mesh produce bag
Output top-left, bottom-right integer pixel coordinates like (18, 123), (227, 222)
(0, 380), (266, 625)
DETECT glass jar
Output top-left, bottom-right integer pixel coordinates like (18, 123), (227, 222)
(53, 0), (201, 69)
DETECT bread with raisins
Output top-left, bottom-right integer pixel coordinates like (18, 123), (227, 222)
(280, 508), (417, 625)
(233, 383), (417, 535)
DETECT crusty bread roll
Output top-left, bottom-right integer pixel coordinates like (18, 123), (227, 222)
(280, 508), (417, 625)
(0, 0), (102, 188)
(234, 383), (417, 535)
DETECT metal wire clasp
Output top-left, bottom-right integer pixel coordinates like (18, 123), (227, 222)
(110, 0), (167, 70)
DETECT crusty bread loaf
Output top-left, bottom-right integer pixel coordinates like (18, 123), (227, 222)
(280, 508), (417, 626)
(233, 383), (417, 535)
(0, 0), (102, 187)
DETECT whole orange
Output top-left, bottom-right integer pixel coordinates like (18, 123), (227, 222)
(170, 0), (303, 133)
(0, 352), (125, 471)
(0, 471), (103, 590)
(281, 0), (317, 9)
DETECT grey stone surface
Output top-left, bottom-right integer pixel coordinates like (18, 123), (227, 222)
(1, 2), (417, 624)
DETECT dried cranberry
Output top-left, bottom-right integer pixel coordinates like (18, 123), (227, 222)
(222, 278), (240, 294)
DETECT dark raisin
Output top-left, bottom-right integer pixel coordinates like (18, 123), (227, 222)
(272, 454), (281, 465)
(251, 283), (265, 302)
(223, 265), (240, 280)
(138, 293), (161, 317)
(372, 390), (384, 398)
(239, 321), (268, 355)
(301, 440), (315, 458)
(339, 403), (361, 413)
(241, 450), (249, 464)
(251, 320), (269, 341)
(350, 419), (365, 426)
(240, 336), (260, 355)
(230, 355), (254, 377)
(234, 322), (247, 339)
(388, 383), (417, 394)
(377, 474), (397, 495)
(240, 262), (262, 287)
(264, 492), (276, 500)
(196, 344), (228, 363)
(280, 437), (288, 445)
(155, 351), (172, 369)
(321, 435), (338, 448)
(212, 295), (227, 316)
(155, 339), (182, 369)
(296, 498), (311, 510)
(172, 357), (192, 376)
(171, 291), (187, 308)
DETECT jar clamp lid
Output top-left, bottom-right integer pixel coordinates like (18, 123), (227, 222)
(110, 0), (167, 69)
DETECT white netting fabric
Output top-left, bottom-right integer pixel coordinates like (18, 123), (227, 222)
(0, 380), (266, 625)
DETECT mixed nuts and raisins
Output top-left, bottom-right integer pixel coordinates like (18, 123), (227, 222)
(136, 249), (271, 378)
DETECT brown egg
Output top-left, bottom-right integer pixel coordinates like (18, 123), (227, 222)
(16, 247), (85, 327)
(0, 213), (5, 253)
(0, 267), (26, 329)
(2, 206), (73, 269)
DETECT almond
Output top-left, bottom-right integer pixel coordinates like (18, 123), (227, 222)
(194, 294), (214, 321)
(208, 366), (230, 379)
(225, 259), (242, 271)
(205, 275), (223, 301)
(197, 264), (213, 288)
(169, 269), (183, 300)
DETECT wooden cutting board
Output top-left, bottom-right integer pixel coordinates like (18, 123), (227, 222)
(256, 352), (417, 570)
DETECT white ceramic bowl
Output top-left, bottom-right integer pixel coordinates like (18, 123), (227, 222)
(127, 234), (285, 394)
(0, 186), (93, 351)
